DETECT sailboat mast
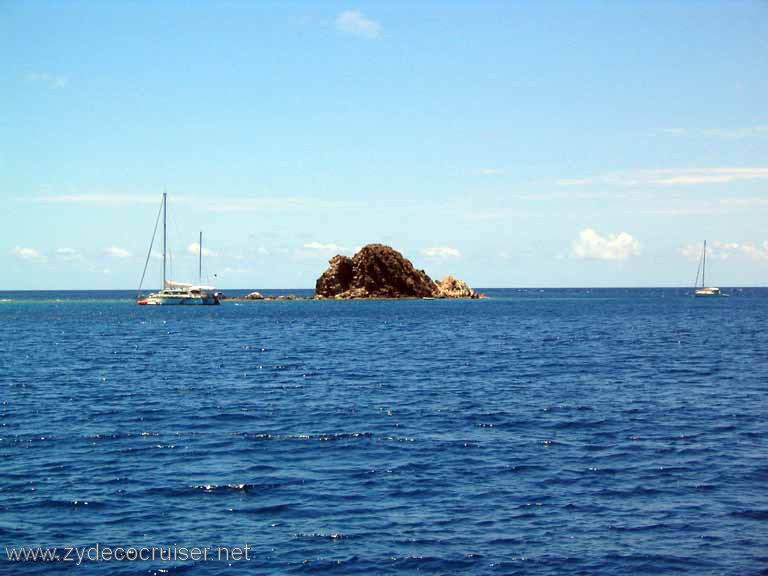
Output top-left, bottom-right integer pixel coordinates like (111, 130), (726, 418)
(702, 240), (706, 288)
(162, 192), (167, 289)
(199, 231), (202, 283)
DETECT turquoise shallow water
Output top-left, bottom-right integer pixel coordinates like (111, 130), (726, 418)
(1, 288), (767, 575)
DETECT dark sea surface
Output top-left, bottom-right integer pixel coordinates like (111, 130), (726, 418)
(1, 288), (767, 575)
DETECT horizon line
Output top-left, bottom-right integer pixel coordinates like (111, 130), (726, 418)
(1, 286), (767, 292)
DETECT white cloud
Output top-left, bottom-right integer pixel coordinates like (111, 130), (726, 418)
(34, 194), (363, 213)
(474, 168), (505, 176)
(701, 126), (768, 139)
(35, 194), (163, 206)
(572, 228), (640, 261)
(719, 197), (768, 207)
(303, 242), (342, 252)
(25, 72), (68, 89)
(648, 167), (768, 185)
(206, 197), (361, 212)
(680, 243), (702, 260)
(518, 190), (628, 201)
(659, 125), (768, 140)
(735, 241), (768, 260)
(335, 10), (381, 38)
(186, 243), (217, 257)
(462, 211), (506, 222)
(681, 241), (768, 261)
(555, 178), (596, 187)
(295, 242), (346, 260)
(12, 246), (47, 263)
(104, 246), (131, 258)
(640, 204), (725, 217)
(422, 246), (462, 259)
(556, 167), (768, 187)
(56, 247), (84, 262)
(658, 127), (688, 135)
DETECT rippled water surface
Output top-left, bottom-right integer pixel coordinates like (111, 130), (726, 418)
(1, 288), (767, 575)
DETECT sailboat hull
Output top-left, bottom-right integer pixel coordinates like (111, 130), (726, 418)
(143, 294), (219, 305)
(694, 288), (724, 297)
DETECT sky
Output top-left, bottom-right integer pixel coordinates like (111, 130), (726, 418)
(2, 0), (768, 289)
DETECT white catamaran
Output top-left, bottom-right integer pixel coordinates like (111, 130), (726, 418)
(693, 240), (725, 297)
(137, 193), (220, 305)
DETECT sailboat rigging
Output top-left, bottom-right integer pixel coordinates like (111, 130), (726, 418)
(693, 240), (725, 297)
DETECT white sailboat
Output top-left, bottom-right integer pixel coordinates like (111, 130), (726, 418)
(693, 240), (725, 297)
(137, 193), (220, 305)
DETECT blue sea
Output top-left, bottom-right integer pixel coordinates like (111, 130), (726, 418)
(1, 288), (767, 575)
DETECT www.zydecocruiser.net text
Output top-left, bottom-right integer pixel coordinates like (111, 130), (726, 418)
(5, 544), (252, 566)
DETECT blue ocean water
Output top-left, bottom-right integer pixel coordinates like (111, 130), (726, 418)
(1, 288), (767, 575)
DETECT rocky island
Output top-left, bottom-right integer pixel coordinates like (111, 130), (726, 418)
(227, 244), (482, 301)
(315, 244), (482, 299)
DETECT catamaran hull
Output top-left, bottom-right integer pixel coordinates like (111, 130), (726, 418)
(694, 287), (724, 297)
(139, 296), (219, 305)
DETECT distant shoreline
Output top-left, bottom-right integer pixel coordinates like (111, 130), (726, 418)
(1, 287), (767, 292)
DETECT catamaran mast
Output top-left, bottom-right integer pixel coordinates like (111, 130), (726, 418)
(702, 240), (706, 288)
(199, 231), (202, 283)
(162, 192), (167, 289)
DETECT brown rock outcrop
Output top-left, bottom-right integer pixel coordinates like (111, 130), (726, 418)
(434, 275), (480, 298)
(315, 255), (354, 296)
(314, 244), (480, 299)
(349, 244), (436, 298)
